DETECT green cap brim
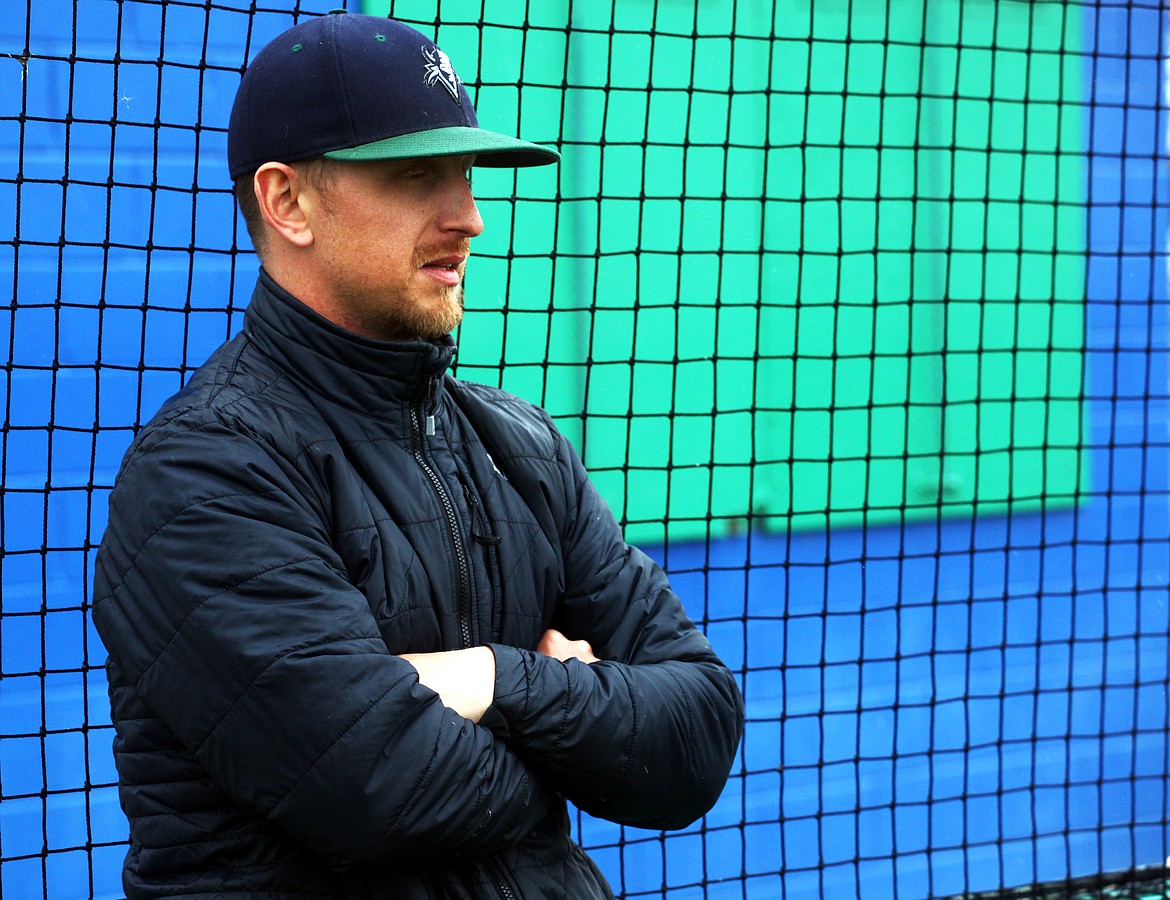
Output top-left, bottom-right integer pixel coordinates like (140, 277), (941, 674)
(324, 125), (560, 168)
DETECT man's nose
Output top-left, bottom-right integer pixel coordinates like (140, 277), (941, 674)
(444, 174), (484, 237)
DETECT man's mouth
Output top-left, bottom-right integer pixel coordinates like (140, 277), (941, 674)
(423, 254), (464, 269)
(421, 254), (466, 286)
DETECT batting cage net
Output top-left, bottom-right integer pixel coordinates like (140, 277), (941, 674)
(1, 0), (1168, 898)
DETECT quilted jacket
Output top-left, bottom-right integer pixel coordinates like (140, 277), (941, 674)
(92, 271), (744, 898)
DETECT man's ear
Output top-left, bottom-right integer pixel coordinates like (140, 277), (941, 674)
(254, 162), (315, 249)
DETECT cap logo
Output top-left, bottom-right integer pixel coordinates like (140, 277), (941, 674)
(422, 45), (463, 106)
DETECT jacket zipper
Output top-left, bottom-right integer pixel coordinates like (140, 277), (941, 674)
(484, 855), (517, 900)
(460, 479), (502, 641)
(411, 377), (474, 649)
(414, 379), (513, 900)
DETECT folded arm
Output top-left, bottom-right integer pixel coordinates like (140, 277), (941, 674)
(399, 645), (498, 722)
(481, 432), (745, 830)
(400, 628), (597, 721)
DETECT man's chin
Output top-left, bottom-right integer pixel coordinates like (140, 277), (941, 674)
(412, 293), (464, 341)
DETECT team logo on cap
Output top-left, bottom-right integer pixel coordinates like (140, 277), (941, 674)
(422, 45), (462, 105)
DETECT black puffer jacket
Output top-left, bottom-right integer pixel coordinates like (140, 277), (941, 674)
(92, 272), (744, 899)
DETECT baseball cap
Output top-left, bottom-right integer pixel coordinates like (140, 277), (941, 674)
(227, 10), (560, 180)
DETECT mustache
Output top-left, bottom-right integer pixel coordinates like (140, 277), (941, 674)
(413, 239), (471, 268)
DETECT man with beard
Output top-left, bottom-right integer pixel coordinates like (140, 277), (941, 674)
(92, 10), (743, 899)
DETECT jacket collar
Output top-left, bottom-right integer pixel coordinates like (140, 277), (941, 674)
(242, 269), (457, 419)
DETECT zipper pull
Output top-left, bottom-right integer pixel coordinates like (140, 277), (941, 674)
(461, 481), (501, 545)
(424, 377), (437, 436)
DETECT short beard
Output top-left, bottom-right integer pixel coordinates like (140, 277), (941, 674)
(403, 240), (470, 340)
(321, 235), (470, 342)
(405, 283), (465, 342)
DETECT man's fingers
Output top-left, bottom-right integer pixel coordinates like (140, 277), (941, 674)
(537, 628), (599, 664)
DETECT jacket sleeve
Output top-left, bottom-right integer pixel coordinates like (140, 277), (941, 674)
(92, 415), (556, 870)
(485, 427), (744, 831)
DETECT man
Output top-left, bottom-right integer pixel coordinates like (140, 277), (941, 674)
(92, 10), (743, 899)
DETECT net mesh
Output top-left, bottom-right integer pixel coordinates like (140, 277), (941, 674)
(1, 0), (1168, 898)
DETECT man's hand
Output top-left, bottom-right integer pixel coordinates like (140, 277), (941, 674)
(537, 628), (599, 664)
(399, 646), (495, 723)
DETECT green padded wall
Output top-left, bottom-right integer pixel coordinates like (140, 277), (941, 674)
(368, 0), (1087, 546)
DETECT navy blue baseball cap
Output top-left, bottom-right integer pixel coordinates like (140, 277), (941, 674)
(227, 10), (560, 180)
